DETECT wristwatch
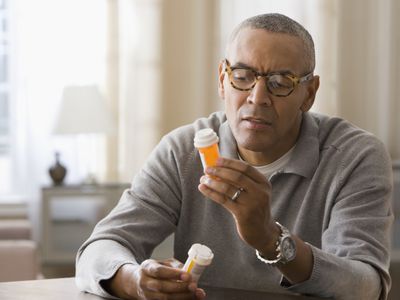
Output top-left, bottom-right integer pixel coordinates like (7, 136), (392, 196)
(256, 222), (296, 266)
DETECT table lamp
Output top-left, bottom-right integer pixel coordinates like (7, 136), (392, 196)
(52, 85), (116, 184)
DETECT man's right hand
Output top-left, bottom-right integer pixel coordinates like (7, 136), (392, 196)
(101, 258), (206, 300)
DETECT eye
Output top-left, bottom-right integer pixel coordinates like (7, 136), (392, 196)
(232, 69), (254, 83)
(268, 80), (285, 89)
(268, 75), (293, 89)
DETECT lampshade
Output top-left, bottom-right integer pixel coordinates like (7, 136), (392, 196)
(53, 85), (116, 135)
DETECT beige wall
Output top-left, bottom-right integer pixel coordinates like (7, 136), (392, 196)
(159, 0), (221, 136)
(336, 0), (400, 159)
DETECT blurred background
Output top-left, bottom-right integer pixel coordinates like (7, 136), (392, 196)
(0, 0), (399, 296)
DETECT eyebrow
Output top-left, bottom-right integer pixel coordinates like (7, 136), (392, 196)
(230, 61), (294, 75)
(230, 61), (253, 69)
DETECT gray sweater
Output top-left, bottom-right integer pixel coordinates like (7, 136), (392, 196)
(76, 111), (393, 299)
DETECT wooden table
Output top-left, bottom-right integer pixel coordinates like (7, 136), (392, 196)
(0, 277), (328, 300)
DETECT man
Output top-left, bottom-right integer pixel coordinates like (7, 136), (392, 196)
(76, 13), (393, 300)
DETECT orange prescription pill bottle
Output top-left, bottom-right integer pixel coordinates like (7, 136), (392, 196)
(182, 243), (214, 283)
(194, 128), (220, 172)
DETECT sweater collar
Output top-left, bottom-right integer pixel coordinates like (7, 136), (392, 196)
(217, 112), (320, 178)
(284, 112), (320, 178)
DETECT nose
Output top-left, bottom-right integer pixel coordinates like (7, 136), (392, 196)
(246, 78), (273, 106)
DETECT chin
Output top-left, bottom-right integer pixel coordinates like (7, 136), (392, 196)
(233, 128), (270, 149)
(236, 136), (273, 152)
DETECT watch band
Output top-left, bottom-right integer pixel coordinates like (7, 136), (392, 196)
(255, 222), (295, 266)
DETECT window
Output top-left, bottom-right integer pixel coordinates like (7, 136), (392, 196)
(0, 0), (108, 197)
(0, 0), (9, 151)
(0, 0), (11, 194)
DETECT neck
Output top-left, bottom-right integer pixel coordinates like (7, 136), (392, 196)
(238, 146), (291, 166)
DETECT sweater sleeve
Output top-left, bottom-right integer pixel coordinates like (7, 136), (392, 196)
(75, 239), (139, 298)
(284, 245), (382, 300)
(285, 136), (393, 299)
(75, 133), (187, 297)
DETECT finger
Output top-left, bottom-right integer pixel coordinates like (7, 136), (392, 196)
(205, 167), (248, 190)
(142, 259), (184, 280)
(158, 259), (191, 283)
(200, 175), (243, 201)
(204, 166), (254, 192)
(143, 278), (194, 294)
(198, 181), (233, 208)
(138, 281), (197, 300)
(137, 289), (165, 300)
(159, 258), (184, 269)
(215, 157), (266, 183)
(195, 288), (206, 299)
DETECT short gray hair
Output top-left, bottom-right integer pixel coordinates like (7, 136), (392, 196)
(228, 13), (315, 72)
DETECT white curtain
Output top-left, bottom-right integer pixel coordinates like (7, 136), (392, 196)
(335, 0), (400, 160)
(117, 0), (163, 181)
(117, 0), (220, 181)
(10, 0), (107, 240)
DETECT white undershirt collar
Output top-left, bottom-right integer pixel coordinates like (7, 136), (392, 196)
(239, 145), (295, 179)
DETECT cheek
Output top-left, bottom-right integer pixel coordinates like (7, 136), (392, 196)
(275, 90), (305, 116)
(223, 90), (246, 117)
(274, 102), (303, 128)
(277, 104), (300, 117)
(224, 101), (238, 127)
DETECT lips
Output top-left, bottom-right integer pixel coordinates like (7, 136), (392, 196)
(242, 116), (272, 125)
(243, 116), (271, 124)
(241, 116), (272, 130)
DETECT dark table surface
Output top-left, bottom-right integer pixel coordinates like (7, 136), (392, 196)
(0, 277), (329, 300)
(203, 285), (327, 300)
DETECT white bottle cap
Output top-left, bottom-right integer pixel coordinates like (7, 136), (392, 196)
(188, 243), (214, 266)
(194, 128), (219, 148)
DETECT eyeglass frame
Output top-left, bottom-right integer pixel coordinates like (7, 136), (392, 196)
(223, 59), (314, 97)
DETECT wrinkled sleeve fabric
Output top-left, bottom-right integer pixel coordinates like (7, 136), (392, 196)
(75, 133), (188, 297)
(75, 239), (138, 299)
(284, 136), (393, 299)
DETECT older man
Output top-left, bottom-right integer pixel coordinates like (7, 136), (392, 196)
(76, 13), (393, 300)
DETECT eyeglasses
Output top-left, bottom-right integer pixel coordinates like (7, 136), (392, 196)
(224, 59), (314, 97)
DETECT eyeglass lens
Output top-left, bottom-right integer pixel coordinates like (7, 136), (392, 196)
(231, 69), (294, 96)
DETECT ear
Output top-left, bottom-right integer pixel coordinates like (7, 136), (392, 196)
(218, 61), (226, 100)
(301, 75), (320, 112)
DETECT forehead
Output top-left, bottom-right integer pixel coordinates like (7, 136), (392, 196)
(227, 28), (307, 73)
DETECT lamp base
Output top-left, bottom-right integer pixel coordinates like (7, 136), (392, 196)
(49, 152), (67, 185)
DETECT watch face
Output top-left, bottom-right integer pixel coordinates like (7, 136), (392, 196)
(281, 237), (296, 261)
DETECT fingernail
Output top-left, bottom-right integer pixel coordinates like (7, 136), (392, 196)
(216, 157), (224, 165)
(200, 175), (211, 185)
(196, 288), (206, 298)
(205, 167), (215, 174)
